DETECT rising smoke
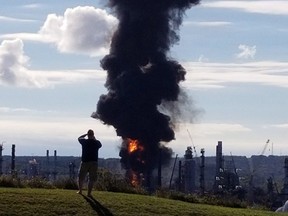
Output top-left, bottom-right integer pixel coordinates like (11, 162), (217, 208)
(93, 0), (200, 178)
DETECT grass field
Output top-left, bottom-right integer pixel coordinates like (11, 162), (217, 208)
(0, 188), (282, 216)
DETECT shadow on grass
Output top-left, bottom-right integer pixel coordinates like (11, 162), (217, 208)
(82, 195), (114, 216)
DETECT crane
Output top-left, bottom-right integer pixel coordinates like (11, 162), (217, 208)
(249, 139), (272, 203)
(260, 139), (270, 155)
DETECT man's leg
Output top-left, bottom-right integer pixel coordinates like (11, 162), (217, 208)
(87, 162), (98, 197)
(77, 162), (87, 194)
(87, 180), (94, 197)
(78, 177), (84, 194)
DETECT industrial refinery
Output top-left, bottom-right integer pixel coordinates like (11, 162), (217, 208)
(1, 140), (288, 208)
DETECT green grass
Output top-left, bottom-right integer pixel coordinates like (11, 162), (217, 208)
(0, 188), (281, 216)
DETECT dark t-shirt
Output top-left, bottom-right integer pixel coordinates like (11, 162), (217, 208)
(78, 138), (102, 162)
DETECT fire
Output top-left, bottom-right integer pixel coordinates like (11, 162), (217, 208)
(127, 138), (144, 153)
(125, 138), (146, 186)
(128, 171), (144, 187)
(131, 172), (138, 186)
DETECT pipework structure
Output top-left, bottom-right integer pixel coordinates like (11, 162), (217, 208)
(182, 146), (196, 193)
(214, 141), (224, 192)
(214, 141), (240, 192)
(28, 159), (39, 178)
(281, 158), (288, 200)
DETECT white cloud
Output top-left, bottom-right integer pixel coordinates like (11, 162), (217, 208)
(171, 122), (252, 156)
(0, 114), (251, 157)
(183, 61), (288, 89)
(22, 4), (42, 9)
(30, 68), (106, 86)
(0, 117), (107, 139)
(1, 39), (287, 90)
(39, 6), (118, 56)
(202, 1), (288, 15)
(176, 122), (252, 141)
(0, 107), (34, 113)
(0, 33), (46, 42)
(0, 116), (119, 157)
(266, 124), (288, 129)
(0, 6), (118, 57)
(236, 44), (256, 59)
(184, 21), (232, 27)
(0, 39), (36, 87)
(190, 123), (251, 136)
(1, 8), (115, 87)
(0, 16), (36, 23)
(0, 39), (106, 88)
(198, 55), (209, 62)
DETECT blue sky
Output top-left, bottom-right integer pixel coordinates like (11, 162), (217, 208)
(1, 0), (288, 158)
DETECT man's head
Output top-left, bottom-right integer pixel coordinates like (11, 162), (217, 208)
(87, 129), (94, 139)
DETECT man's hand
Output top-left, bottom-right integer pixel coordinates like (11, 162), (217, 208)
(78, 134), (87, 139)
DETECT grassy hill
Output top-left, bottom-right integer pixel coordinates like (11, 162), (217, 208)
(0, 188), (281, 216)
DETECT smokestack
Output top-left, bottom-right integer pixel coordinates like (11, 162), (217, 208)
(0, 144), (3, 175)
(46, 150), (50, 179)
(200, 148), (205, 195)
(216, 141), (223, 174)
(94, 0), (200, 187)
(53, 150), (57, 181)
(11, 144), (15, 175)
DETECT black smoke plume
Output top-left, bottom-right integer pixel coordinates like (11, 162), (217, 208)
(94, 0), (200, 182)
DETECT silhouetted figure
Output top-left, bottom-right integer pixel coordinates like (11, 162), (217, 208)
(77, 129), (102, 197)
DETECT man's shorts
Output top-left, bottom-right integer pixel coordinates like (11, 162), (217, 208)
(78, 161), (98, 181)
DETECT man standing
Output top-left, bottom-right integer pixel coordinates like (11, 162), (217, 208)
(77, 129), (102, 197)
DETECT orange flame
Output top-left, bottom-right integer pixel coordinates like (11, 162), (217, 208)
(131, 172), (138, 186)
(127, 138), (144, 153)
(126, 139), (145, 186)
